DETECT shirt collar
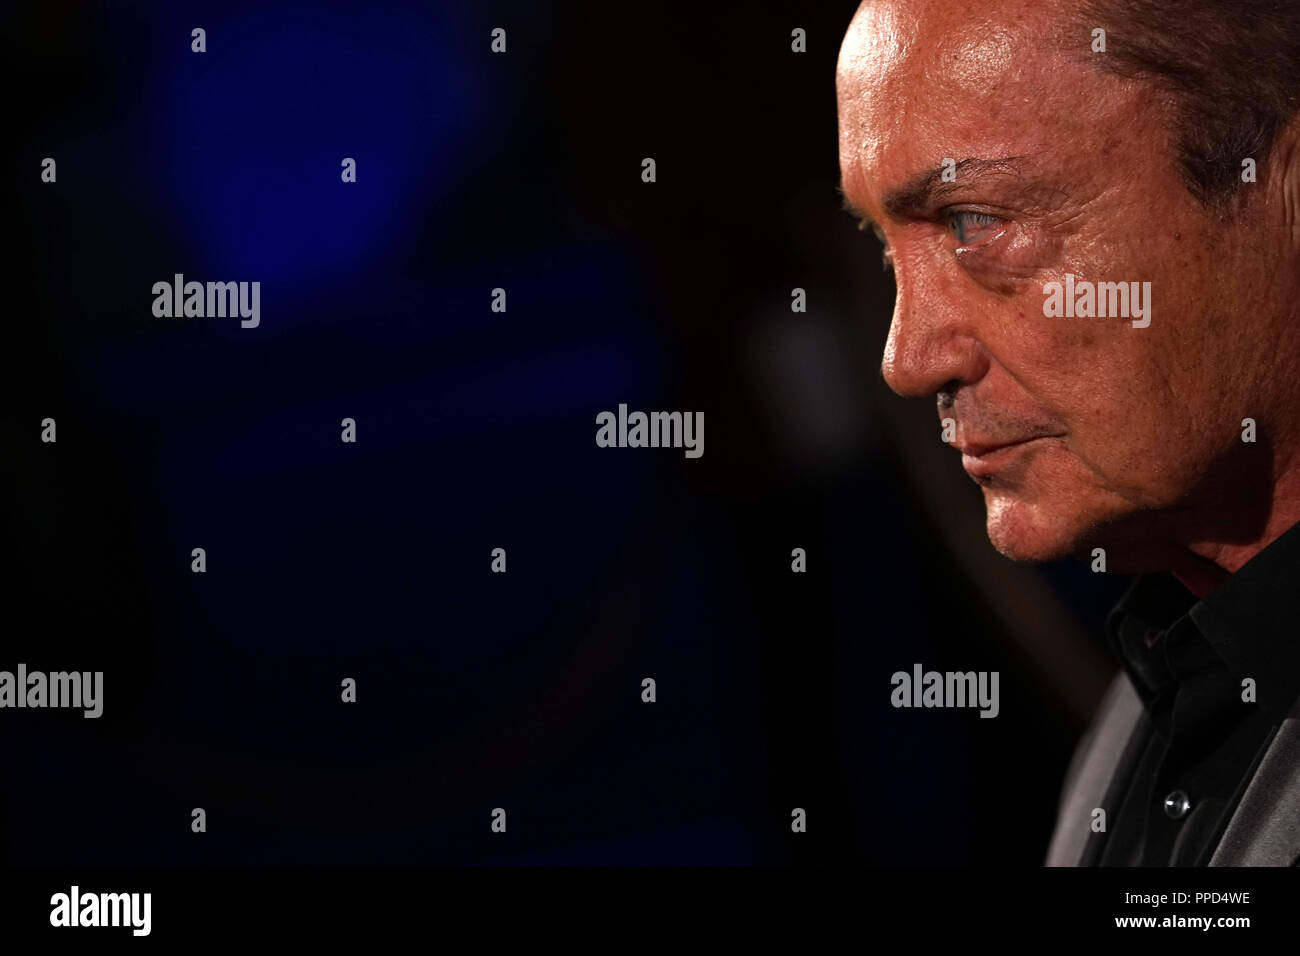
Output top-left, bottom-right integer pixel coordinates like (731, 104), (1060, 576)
(1107, 518), (1300, 713)
(1106, 572), (1197, 702)
(1188, 517), (1300, 695)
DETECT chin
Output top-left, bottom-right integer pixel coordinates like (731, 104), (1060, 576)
(982, 492), (1090, 562)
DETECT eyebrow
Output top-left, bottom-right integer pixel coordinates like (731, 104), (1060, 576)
(838, 156), (1027, 227)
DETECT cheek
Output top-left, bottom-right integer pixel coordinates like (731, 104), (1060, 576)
(994, 302), (1115, 407)
(992, 309), (1200, 478)
(1041, 353), (1212, 503)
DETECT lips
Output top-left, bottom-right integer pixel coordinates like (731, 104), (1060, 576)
(954, 438), (1029, 458)
(956, 434), (1062, 477)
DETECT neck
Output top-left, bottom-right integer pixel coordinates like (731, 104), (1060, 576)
(1174, 456), (1300, 597)
(1168, 553), (1230, 599)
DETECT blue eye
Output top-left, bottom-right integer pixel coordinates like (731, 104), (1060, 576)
(945, 210), (1001, 244)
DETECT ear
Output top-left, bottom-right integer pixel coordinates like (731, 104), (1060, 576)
(1268, 114), (1300, 252)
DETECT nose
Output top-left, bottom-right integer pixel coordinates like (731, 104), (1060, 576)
(880, 270), (986, 399)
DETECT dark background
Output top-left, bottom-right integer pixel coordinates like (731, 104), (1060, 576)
(4, 0), (1129, 866)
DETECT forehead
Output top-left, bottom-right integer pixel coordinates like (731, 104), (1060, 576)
(836, 0), (1040, 94)
(836, 0), (1095, 208)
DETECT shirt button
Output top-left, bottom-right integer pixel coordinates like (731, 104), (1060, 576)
(1164, 790), (1192, 820)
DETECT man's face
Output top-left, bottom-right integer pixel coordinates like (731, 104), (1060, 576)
(836, 0), (1296, 568)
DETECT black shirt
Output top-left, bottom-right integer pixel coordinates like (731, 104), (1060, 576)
(1087, 520), (1300, 866)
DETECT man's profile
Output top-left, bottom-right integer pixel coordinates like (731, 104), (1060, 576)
(836, 0), (1300, 865)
